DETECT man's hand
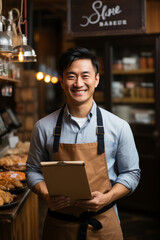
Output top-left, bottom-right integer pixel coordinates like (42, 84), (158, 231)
(45, 195), (71, 211)
(32, 181), (71, 211)
(74, 191), (110, 212)
(75, 183), (130, 212)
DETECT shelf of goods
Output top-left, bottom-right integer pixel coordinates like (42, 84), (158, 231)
(0, 76), (20, 83)
(113, 97), (155, 103)
(112, 68), (155, 75)
(0, 141), (39, 240)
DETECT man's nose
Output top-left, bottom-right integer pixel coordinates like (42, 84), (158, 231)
(74, 76), (84, 87)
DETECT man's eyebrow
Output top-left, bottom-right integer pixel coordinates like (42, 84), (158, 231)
(82, 71), (91, 74)
(66, 71), (76, 75)
(66, 71), (91, 75)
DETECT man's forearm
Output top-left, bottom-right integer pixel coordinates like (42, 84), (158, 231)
(32, 181), (49, 201)
(107, 183), (130, 204)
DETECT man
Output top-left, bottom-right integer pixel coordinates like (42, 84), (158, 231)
(26, 47), (140, 240)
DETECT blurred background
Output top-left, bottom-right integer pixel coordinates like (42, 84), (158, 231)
(0, 0), (160, 239)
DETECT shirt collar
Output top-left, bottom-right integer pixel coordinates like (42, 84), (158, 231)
(64, 100), (97, 121)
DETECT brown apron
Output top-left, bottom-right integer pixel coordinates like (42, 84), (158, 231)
(43, 106), (123, 240)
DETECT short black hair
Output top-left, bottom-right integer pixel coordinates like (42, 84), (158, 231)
(59, 47), (99, 77)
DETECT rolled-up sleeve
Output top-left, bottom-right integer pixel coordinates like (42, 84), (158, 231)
(26, 121), (48, 189)
(115, 121), (141, 193)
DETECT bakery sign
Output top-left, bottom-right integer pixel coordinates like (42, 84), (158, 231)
(67, 0), (146, 36)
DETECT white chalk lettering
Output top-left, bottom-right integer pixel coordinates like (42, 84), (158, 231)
(123, 20), (127, 25)
(98, 20), (128, 28)
(80, 0), (122, 27)
(118, 20), (122, 25)
(99, 22), (104, 27)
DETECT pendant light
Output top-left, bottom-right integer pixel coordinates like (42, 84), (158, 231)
(6, 8), (23, 48)
(10, 0), (37, 62)
(11, 34), (37, 62)
(0, 0), (13, 53)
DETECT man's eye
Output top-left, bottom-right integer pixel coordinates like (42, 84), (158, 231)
(83, 75), (89, 79)
(68, 75), (75, 80)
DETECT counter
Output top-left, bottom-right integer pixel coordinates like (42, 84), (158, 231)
(0, 188), (39, 240)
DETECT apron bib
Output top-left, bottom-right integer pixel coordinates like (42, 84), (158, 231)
(43, 106), (123, 240)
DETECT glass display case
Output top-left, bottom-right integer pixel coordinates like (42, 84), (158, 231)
(111, 40), (155, 125)
(105, 34), (160, 213)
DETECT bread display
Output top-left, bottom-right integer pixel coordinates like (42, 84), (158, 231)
(3, 165), (26, 171)
(0, 154), (28, 167)
(0, 141), (28, 208)
(0, 171), (26, 182)
(0, 177), (23, 191)
(0, 141), (29, 171)
(5, 141), (30, 155)
(0, 189), (16, 206)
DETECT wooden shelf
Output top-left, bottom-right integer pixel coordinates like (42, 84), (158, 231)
(0, 76), (20, 83)
(112, 68), (155, 75)
(113, 97), (155, 103)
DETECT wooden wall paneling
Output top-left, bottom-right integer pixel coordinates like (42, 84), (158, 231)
(146, 0), (160, 33)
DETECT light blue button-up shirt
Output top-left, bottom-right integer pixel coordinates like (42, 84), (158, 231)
(26, 101), (140, 195)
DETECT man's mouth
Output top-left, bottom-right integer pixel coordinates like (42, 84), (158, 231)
(72, 89), (87, 93)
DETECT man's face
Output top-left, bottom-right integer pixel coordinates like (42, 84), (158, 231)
(60, 59), (99, 106)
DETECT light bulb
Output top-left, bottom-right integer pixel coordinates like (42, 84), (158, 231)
(18, 50), (24, 62)
(51, 76), (58, 84)
(44, 75), (51, 83)
(36, 72), (44, 81)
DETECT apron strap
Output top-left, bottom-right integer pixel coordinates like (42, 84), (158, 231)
(53, 104), (65, 153)
(96, 106), (105, 154)
(48, 201), (116, 240)
(53, 104), (105, 154)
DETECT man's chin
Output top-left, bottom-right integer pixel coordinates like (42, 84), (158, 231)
(68, 96), (93, 105)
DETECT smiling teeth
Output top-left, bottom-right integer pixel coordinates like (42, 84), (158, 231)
(73, 90), (86, 92)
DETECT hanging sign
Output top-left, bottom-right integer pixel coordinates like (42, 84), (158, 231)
(67, 0), (146, 36)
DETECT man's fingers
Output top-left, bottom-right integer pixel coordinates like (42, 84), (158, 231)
(47, 195), (71, 211)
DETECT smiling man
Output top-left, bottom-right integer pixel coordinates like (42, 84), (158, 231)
(60, 58), (99, 116)
(26, 47), (140, 240)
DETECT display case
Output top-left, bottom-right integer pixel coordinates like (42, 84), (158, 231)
(110, 39), (155, 125)
(0, 58), (21, 154)
(104, 35), (160, 213)
(76, 34), (160, 213)
(0, 189), (39, 240)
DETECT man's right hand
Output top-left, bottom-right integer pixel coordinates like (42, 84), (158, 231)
(32, 181), (71, 211)
(45, 195), (71, 211)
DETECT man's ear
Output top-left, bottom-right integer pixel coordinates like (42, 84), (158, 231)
(95, 73), (100, 88)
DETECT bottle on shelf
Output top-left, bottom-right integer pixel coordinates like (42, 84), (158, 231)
(2, 58), (8, 78)
(0, 58), (3, 76)
(139, 52), (154, 69)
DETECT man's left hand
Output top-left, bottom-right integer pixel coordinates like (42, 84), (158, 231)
(74, 191), (111, 212)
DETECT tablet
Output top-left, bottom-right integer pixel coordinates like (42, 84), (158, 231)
(40, 161), (92, 203)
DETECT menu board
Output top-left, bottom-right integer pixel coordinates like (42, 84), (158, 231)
(67, 0), (146, 36)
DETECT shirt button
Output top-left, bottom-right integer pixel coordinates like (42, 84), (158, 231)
(77, 134), (83, 143)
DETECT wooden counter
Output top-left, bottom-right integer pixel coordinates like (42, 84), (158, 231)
(0, 188), (39, 240)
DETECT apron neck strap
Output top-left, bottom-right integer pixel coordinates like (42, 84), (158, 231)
(96, 107), (105, 154)
(53, 104), (65, 153)
(53, 105), (105, 154)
